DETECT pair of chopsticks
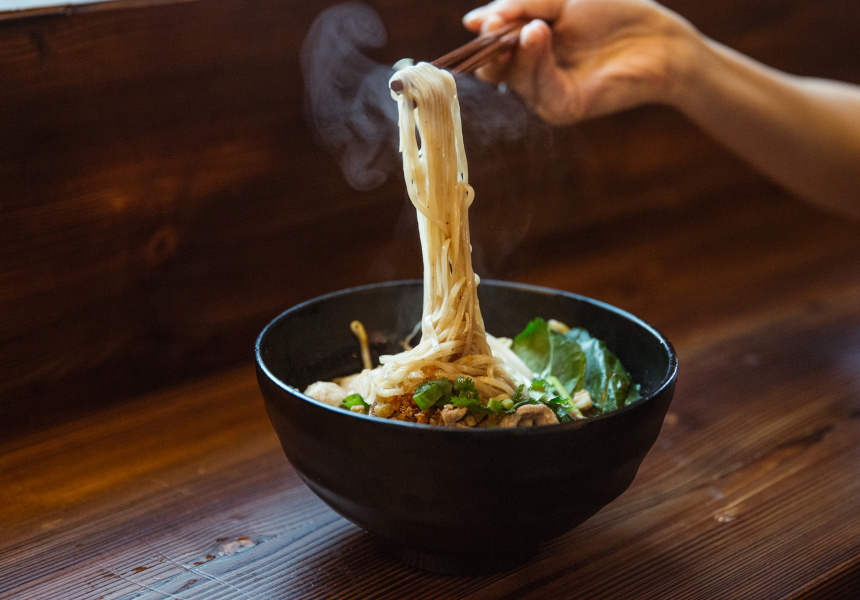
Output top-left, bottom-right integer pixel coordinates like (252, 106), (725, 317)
(390, 20), (525, 91)
(432, 20), (526, 74)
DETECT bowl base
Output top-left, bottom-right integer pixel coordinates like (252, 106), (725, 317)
(390, 543), (538, 575)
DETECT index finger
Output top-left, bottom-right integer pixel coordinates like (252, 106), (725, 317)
(463, 0), (568, 31)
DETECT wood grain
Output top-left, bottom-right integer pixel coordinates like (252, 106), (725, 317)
(2, 187), (859, 599)
(3, 0), (860, 435)
(2, 1), (860, 596)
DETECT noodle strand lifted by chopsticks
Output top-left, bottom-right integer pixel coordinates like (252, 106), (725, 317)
(359, 62), (517, 413)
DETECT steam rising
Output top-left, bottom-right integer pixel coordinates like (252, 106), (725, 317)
(301, 2), (536, 191)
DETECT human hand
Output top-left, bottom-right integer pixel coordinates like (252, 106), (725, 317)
(463, 0), (699, 124)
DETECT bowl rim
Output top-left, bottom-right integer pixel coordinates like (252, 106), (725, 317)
(255, 279), (678, 435)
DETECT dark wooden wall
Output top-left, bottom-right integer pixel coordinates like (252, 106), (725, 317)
(2, 0), (858, 434)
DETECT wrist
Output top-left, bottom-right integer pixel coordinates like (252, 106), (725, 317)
(658, 22), (713, 111)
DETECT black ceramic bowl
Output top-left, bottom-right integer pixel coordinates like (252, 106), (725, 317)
(256, 280), (677, 574)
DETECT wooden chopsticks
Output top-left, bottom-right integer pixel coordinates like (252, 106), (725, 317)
(390, 21), (525, 91)
(432, 20), (526, 74)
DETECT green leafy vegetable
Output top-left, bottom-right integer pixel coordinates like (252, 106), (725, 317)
(564, 327), (639, 414)
(452, 377), (479, 401)
(449, 395), (479, 408)
(529, 379), (546, 393)
(511, 319), (640, 417)
(511, 384), (527, 403)
(545, 375), (585, 419)
(545, 375), (571, 401)
(511, 318), (586, 395)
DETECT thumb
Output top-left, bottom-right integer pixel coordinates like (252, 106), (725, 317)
(508, 20), (572, 123)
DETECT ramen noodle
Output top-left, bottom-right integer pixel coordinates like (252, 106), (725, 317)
(303, 62), (639, 427)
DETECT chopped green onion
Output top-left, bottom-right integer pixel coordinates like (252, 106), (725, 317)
(413, 381), (446, 410)
(486, 398), (505, 413)
(341, 393), (369, 413)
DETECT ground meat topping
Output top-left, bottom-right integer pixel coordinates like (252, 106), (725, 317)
(498, 404), (559, 428)
(441, 404), (468, 426)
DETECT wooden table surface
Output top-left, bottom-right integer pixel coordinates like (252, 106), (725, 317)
(3, 190), (859, 599)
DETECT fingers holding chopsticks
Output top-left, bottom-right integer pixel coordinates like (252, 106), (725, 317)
(463, 0), (566, 32)
(460, 1), (703, 124)
(490, 20), (580, 125)
(464, 15), (552, 84)
(463, 2), (579, 123)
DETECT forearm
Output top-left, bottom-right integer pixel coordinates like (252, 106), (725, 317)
(466, 0), (860, 215)
(671, 35), (860, 216)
